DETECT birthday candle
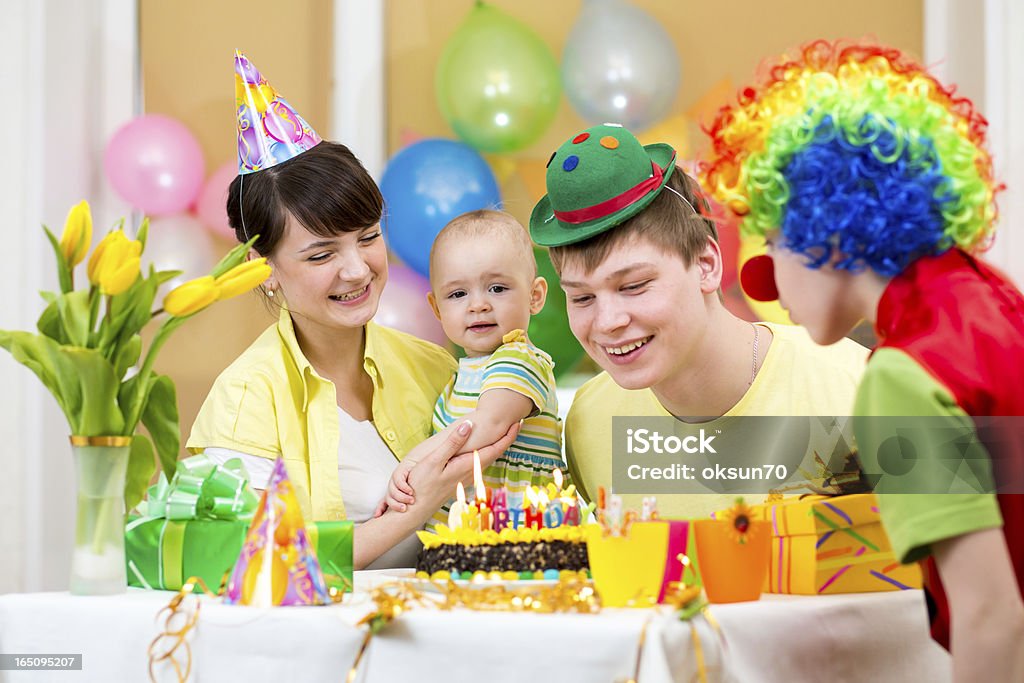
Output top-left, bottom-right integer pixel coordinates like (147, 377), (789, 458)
(448, 482), (468, 530)
(608, 494), (623, 535)
(524, 486), (544, 529)
(563, 498), (580, 526)
(491, 488), (508, 531)
(545, 502), (564, 528)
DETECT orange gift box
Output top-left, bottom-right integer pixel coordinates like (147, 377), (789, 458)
(731, 494), (922, 595)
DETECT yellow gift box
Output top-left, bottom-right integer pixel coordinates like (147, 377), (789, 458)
(731, 494), (921, 595)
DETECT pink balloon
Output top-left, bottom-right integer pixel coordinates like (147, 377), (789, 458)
(195, 161), (239, 240)
(104, 114), (205, 216)
(375, 263), (448, 347)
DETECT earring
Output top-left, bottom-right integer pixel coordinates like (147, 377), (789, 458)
(267, 288), (275, 298)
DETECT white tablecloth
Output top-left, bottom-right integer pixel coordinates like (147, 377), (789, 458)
(0, 571), (949, 682)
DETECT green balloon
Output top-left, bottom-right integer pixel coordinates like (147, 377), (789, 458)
(436, 3), (561, 154)
(529, 247), (586, 378)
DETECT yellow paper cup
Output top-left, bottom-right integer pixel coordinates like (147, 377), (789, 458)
(693, 519), (770, 603)
(586, 522), (669, 607)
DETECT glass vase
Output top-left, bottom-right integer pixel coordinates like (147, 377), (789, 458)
(69, 436), (131, 595)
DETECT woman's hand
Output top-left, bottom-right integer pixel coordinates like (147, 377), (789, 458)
(353, 420), (519, 569)
(404, 419), (520, 510)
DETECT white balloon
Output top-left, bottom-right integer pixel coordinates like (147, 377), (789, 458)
(144, 213), (218, 292)
(562, 0), (682, 131)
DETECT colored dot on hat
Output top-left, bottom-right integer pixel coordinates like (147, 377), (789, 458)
(562, 155), (579, 172)
(572, 132), (590, 144)
(600, 136), (619, 150)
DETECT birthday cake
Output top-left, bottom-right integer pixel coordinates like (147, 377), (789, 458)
(415, 525), (591, 580)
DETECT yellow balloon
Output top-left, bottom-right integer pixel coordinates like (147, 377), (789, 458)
(737, 234), (793, 325)
(243, 83), (280, 114)
(234, 74), (247, 106)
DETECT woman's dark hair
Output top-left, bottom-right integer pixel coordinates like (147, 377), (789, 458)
(226, 141), (383, 256)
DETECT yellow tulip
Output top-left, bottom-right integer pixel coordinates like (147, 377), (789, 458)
(100, 255), (141, 295)
(88, 230), (142, 295)
(59, 200), (93, 267)
(88, 231), (124, 285)
(163, 276), (219, 317)
(214, 258), (272, 301)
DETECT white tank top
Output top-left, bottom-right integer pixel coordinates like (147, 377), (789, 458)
(202, 406), (423, 569)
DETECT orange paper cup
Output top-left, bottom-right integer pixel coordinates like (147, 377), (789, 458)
(693, 519), (770, 603)
(586, 522), (669, 607)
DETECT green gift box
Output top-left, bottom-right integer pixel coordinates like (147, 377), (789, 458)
(125, 517), (353, 593)
(125, 454), (353, 593)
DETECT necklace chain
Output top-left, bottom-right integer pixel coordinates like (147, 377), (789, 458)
(750, 324), (760, 385)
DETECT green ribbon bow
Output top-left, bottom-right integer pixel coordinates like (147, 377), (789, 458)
(145, 454), (259, 522)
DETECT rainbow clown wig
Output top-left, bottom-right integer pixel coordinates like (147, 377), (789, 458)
(701, 40), (1001, 277)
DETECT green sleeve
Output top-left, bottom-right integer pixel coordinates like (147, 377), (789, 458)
(854, 347), (1002, 563)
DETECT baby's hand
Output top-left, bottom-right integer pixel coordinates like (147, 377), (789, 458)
(385, 459), (417, 512)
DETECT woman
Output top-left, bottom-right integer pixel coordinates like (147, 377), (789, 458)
(188, 137), (516, 569)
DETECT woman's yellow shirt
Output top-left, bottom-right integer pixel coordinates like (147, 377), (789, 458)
(187, 308), (456, 521)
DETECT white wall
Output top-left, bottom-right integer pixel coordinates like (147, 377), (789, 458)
(0, 0), (137, 593)
(332, 0), (386, 180)
(926, 0), (1024, 286)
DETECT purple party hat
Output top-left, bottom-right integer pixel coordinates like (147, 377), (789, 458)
(234, 50), (322, 175)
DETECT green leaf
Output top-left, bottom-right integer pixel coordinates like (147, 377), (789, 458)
(60, 347), (125, 435)
(0, 333), (123, 435)
(140, 373), (180, 481)
(156, 269), (184, 286)
(120, 272), (159, 343)
(56, 290), (91, 347)
(125, 432), (156, 512)
(211, 235), (259, 278)
(37, 299), (70, 344)
(42, 225), (73, 294)
(100, 271), (156, 355)
(135, 217), (150, 251)
(112, 333), (142, 381)
(40, 290), (56, 304)
(0, 330), (74, 421)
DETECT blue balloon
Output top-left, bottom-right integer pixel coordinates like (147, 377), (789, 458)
(380, 139), (502, 277)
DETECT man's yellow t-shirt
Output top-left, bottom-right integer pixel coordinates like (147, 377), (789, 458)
(565, 323), (868, 519)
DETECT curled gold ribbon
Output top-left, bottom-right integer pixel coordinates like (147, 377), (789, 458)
(148, 577), (217, 683)
(347, 577), (600, 681)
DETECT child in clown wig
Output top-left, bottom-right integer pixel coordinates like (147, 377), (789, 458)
(703, 41), (1024, 680)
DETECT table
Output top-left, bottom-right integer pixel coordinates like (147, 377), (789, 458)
(0, 571), (949, 682)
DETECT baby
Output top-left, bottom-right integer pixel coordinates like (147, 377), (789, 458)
(379, 209), (564, 519)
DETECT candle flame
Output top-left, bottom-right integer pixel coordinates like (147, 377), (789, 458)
(473, 450), (486, 502)
(456, 481), (466, 505)
(553, 468), (563, 490)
